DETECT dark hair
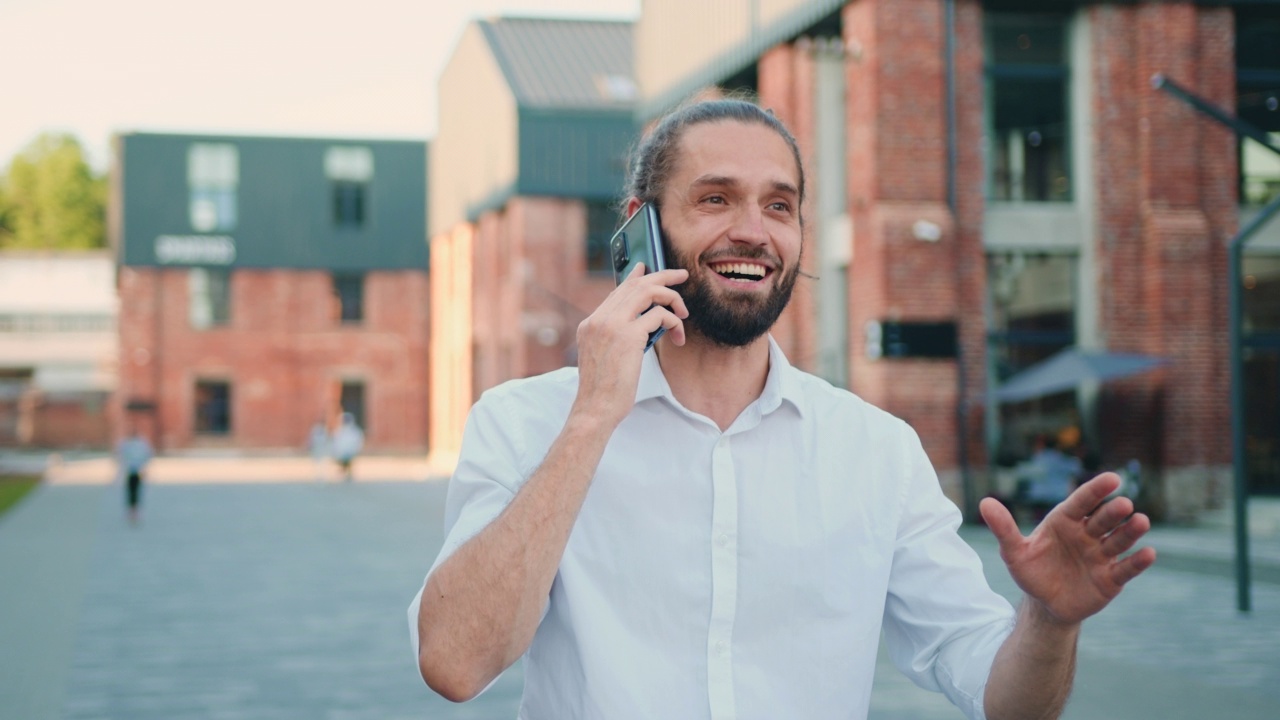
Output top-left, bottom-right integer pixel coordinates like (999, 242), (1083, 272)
(623, 99), (806, 220)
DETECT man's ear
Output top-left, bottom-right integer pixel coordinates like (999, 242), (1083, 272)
(625, 197), (643, 217)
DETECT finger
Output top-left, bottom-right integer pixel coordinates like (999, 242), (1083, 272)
(1084, 496), (1135, 539)
(640, 306), (685, 346)
(1099, 512), (1151, 558)
(649, 286), (689, 319)
(647, 267), (690, 287)
(979, 497), (1024, 553)
(1110, 546), (1157, 586)
(1057, 473), (1123, 522)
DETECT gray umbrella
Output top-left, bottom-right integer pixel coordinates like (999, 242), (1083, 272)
(993, 347), (1167, 404)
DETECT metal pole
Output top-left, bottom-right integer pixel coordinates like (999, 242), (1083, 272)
(943, 0), (975, 518)
(1230, 235), (1249, 612)
(1152, 72), (1280, 613)
(1228, 194), (1280, 612)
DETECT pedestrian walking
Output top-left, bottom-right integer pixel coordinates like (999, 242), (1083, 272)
(116, 426), (153, 525)
(308, 418), (331, 482)
(331, 412), (364, 482)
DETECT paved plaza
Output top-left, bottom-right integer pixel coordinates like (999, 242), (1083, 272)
(2, 457), (1279, 719)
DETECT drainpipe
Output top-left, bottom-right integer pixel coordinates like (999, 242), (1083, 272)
(944, 0), (975, 519)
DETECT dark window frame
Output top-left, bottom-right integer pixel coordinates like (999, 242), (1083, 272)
(585, 201), (618, 276)
(983, 11), (1074, 203)
(333, 180), (369, 228)
(339, 380), (366, 431)
(332, 273), (365, 324)
(193, 379), (232, 436)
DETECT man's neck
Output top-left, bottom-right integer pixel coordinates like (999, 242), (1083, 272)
(654, 333), (771, 432)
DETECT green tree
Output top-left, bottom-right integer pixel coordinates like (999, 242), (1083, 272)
(0, 133), (106, 250)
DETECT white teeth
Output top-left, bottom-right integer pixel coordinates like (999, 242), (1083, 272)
(711, 262), (766, 278)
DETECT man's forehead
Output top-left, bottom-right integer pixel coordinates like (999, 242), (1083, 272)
(671, 120), (801, 190)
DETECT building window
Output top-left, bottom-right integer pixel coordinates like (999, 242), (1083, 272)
(326, 146), (374, 228)
(188, 144), (238, 232)
(986, 252), (1077, 463)
(194, 380), (232, 435)
(189, 268), (231, 329)
(1237, 8), (1280, 207)
(586, 202), (617, 275)
(984, 13), (1071, 202)
(332, 274), (364, 323)
(340, 380), (366, 430)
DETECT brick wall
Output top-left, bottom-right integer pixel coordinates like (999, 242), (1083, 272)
(841, 0), (966, 482)
(1091, 2), (1233, 518)
(118, 266), (430, 452)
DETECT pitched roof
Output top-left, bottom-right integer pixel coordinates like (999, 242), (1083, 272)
(478, 17), (635, 110)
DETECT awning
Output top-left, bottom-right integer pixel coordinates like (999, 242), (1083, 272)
(993, 347), (1167, 404)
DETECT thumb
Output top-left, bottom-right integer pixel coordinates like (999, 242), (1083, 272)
(980, 497), (1024, 552)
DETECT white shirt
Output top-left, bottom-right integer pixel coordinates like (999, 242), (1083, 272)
(117, 436), (153, 474)
(409, 338), (1014, 720)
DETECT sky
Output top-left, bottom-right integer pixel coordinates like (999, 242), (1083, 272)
(0, 0), (639, 172)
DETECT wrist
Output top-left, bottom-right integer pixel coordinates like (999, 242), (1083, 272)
(1020, 596), (1082, 638)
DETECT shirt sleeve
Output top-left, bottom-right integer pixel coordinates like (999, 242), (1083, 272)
(406, 391), (524, 659)
(881, 424), (1016, 720)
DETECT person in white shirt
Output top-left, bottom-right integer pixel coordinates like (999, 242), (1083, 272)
(116, 424), (154, 525)
(409, 99), (1156, 720)
(331, 412), (364, 482)
(308, 418), (331, 482)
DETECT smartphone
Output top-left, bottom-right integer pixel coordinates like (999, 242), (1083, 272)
(609, 203), (669, 351)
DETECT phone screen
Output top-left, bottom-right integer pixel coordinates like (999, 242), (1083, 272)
(608, 203), (668, 350)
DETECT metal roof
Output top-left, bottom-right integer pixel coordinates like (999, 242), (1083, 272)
(478, 17), (635, 110)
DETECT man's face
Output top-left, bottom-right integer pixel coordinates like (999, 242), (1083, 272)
(656, 120), (803, 347)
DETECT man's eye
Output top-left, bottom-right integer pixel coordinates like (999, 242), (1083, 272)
(702, 196), (726, 204)
(769, 202), (792, 213)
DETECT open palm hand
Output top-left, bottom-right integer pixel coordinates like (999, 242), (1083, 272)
(979, 473), (1157, 626)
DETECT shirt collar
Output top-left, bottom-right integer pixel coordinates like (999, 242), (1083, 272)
(634, 335), (806, 418)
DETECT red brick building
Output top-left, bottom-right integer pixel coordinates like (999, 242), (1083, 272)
(428, 18), (636, 471)
(634, 0), (1280, 519)
(112, 134), (430, 453)
(428, 3), (1280, 519)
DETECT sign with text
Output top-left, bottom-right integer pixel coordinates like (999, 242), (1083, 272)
(154, 235), (236, 265)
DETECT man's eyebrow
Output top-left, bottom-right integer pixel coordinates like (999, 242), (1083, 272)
(688, 175), (800, 197)
(689, 174), (739, 189)
(771, 181), (800, 198)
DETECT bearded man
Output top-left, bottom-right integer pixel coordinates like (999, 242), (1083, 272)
(408, 99), (1155, 720)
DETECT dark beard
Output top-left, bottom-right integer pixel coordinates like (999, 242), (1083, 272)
(661, 231), (799, 348)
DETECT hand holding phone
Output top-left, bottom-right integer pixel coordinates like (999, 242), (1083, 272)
(609, 203), (669, 351)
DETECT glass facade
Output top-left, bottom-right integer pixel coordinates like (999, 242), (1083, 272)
(332, 274), (365, 324)
(340, 380), (366, 430)
(984, 12), (1072, 202)
(187, 144), (238, 233)
(188, 268), (231, 329)
(326, 146), (374, 228)
(586, 201), (617, 275)
(194, 380), (232, 435)
(1237, 8), (1280, 207)
(986, 252), (1077, 464)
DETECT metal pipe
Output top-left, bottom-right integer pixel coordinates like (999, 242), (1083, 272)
(1229, 193), (1280, 612)
(944, 0), (975, 518)
(1152, 72), (1280, 612)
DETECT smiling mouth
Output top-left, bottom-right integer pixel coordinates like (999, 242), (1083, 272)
(708, 261), (770, 283)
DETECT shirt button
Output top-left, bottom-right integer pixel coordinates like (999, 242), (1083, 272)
(716, 533), (729, 547)
(717, 436), (728, 448)
(716, 640), (728, 655)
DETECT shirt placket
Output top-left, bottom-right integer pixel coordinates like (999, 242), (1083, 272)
(707, 433), (738, 719)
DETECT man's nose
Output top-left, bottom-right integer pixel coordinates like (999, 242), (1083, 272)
(727, 204), (768, 246)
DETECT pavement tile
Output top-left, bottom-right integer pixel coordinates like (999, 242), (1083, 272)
(3, 474), (1280, 720)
